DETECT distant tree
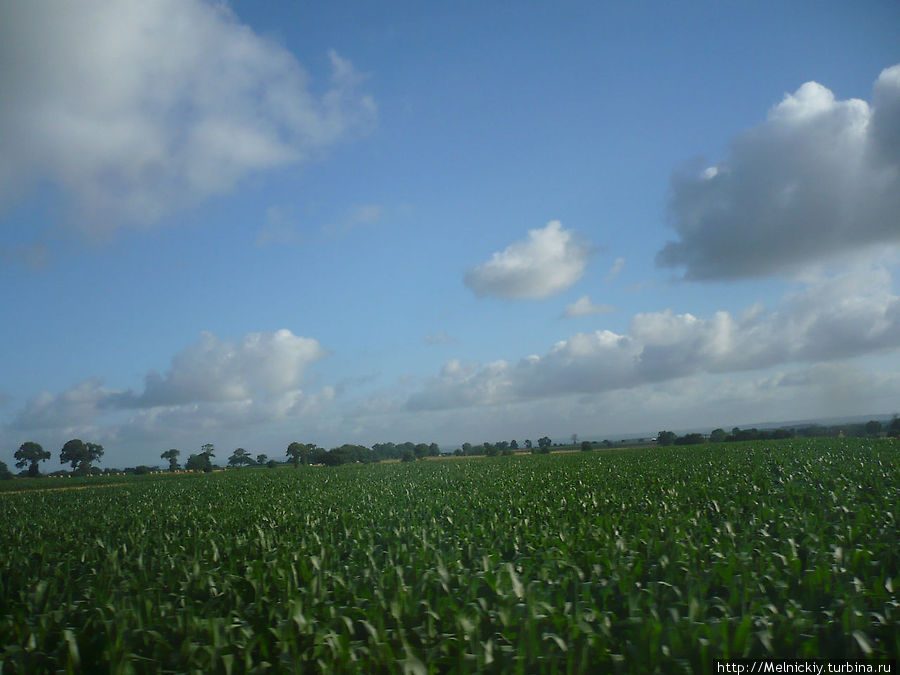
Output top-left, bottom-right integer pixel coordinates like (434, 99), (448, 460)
(286, 442), (305, 467)
(571, 433), (578, 446)
(656, 431), (676, 446)
(266, 459), (278, 469)
(414, 443), (430, 460)
(134, 465), (151, 475)
(256, 453), (268, 465)
(709, 429), (727, 443)
(510, 440), (518, 450)
(185, 453), (212, 472)
(537, 436), (552, 453)
(428, 443), (440, 457)
(160, 448), (180, 472)
(865, 420), (883, 436)
(15, 441), (51, 477)
(581, 440), (592, 452)
(401, 451), (415, 462)
(60, 439), (104, 474)
(675, 433), (704, 445)
(483, 442), (498, 457)
(602, 439), (612, 448)
(228, 448), (253, 467)
(524, 439), (532, 450)
(462, 442), (473, 455)
(0, 461), (13, 480)
(890, 416), (900, 438)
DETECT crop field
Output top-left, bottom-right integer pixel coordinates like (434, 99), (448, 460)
(1, 439), (898, 673)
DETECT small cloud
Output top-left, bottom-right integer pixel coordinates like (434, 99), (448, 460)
(606, 257), (625, 281)
(322, 203), (383, 236)
(425, 331), (457, 345)
(255, 206), (301, 247)
(562, 295), (615, 318)
(464, 221), (592, 299)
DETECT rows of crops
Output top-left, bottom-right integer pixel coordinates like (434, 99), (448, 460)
(1, 439), (898, 672)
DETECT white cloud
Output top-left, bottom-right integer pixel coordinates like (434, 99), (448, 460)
(255, 206), (302, 247)
(606, 257), (625, 281)
(11, 379), (118, 431)
(0, 1), (375, 233)
(425, 331), (457, 345)
(321, 203), (383, 236)
(8, 329), (327, 433)
(562, 295), (614, 318)
(134, 330), (327, 407)
(411, 267), (900, 410)
(464, 221), (591, 299)
(658, 65), (900, 279)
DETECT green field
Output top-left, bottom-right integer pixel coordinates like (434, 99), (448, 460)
(1, 440), (898, 673)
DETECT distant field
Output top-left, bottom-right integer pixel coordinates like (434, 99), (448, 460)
(1, 440), (898, 672)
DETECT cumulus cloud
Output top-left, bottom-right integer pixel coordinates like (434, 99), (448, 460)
(410, 267), (900, 410)
(562, 295), (614, 318)
(130, 330), (326, 407)
(658, 65), (900, 279)
(464, 221), (591, 299)
(0, 1), (375, 233)
(8, 329), (327, 431)
(10, 379), (118, 431)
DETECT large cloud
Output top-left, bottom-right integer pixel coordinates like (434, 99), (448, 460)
(410, 267), (900, 410)
(9, 329), (327, 431)
(657, 65), (900, 279)
(464, 221), (591, 299)
(0, 0), (375, 232)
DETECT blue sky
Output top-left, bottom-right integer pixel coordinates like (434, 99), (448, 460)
(2, 1), (900, 469)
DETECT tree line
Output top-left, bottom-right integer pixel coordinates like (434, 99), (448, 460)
(656, 418), (900, 446)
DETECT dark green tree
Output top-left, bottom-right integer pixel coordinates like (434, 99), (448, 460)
(0, 461), (13, 480)
(286, 442), (306, 467)
(537, 436), (552, 453)
(657, 431), (676, 446)
(228, 448), (253, 467)
(60, 439), (104, 474)
(414, 443), (430, 460)
(865, 420), (883, 436)
(428, 443), (440, 457)
(581, 440), (592, 452)
(160, 448), (180, 472)
(15, 441), (51, 477)
(709, 428), (727, 443)
(256, 453), (268, 465)
(185, 453), (212, 472)
(510, 440), (518, 450)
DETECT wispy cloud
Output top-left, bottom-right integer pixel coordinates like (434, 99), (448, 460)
(606, 257), (625, 281)
(562, 295), (614, 318)
(425, 331), (457, 345)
